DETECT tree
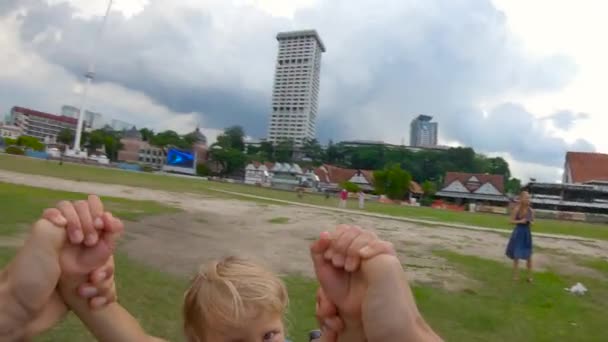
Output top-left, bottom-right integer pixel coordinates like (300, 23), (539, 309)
(420, 180), (438, 206)
(196, 163), (211, 177)
(103, 135), (123, 161)
(301, 138), (324, 164)
(150, 130), (188, 149)
(209, 145), (247, 176)
(373, 164), (412, 200)
(16, 136), (44, 151)
(340, 181), (361, 193)
(86, 130), (105, 153)
(216, 126), (245, 151)
(139, 128), (155, 142)
(3, 138), (17, 146)
(57, 128), (74, 146)
(275, 139), (294, 163)
(259, 141), (275, 161)
(505, 177), (522, 195)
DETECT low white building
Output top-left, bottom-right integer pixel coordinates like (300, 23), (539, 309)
(0, 123), (23, 140)
(244, 162), (273, 185)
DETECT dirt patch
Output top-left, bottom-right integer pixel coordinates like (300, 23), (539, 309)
(2, 169), (608, 289)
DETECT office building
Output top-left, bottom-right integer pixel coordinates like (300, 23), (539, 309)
(410, 115), (438, 147)
(268, 30), (325, 146)
(111, 119), (133, 131)
(0, 123), (22, 139)
(61, 105), (104, 130)
(10, 106), (77, 144)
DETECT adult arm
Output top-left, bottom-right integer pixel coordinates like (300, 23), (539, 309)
(0, 219), (64, 341)
(361, 255), (442, 342)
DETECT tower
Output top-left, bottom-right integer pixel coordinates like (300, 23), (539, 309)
(267, 30), (326, 147)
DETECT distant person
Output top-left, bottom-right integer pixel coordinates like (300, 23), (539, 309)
(506, 190), (535, 282)
(358, 190), (365, 209)
(339, 188), (348, 208)
(324, 189), (330, 200)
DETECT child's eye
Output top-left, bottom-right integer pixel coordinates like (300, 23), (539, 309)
(263, 331), (277, 341)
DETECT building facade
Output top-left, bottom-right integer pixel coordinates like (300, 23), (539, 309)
(410, 115), (438, 147)
(0, 123), (23, 139)
(10, 106), (77, 144)
(268, 30), (326, 147)
(435, 172), (508, 205)
(61, 105), (104, 130)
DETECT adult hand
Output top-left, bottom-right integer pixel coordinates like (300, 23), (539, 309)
(28, 196), (123, 338)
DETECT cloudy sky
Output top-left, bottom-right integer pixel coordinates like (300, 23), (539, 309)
(1, 0), (606, 182)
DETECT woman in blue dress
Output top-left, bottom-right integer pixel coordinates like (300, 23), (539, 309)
(506, 191), (535, 282)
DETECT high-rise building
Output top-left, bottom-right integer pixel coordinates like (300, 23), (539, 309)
(267, 30), (326, 146)
(410, 115), (438, 147)
(61, 105), (104, 130)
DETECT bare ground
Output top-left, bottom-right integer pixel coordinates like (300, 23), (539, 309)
(2, 170), (607, 290)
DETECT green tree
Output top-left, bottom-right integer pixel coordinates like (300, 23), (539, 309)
(3, 138), (17, 146)
(86, 130), (105, 153)
(216, 126), (245, 151)
(505, 177), (522, 195)
(16, 136), (44, 151)
(150, 130), (188, 149)
(275, 139), (294, 163)
(373, 163), (412, 200)
(209, 146), (247, 176)
(301, 138), (324, 164)
(139, 128), (155, 142)
(340, 181), (361, 193)
(57, 128), (74, 146)
(103, 135), (123, 161)
(196, 163), (211, 177)
(259, 141), (275, 161)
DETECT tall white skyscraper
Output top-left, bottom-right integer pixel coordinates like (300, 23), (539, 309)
(268, 30), (325, 146)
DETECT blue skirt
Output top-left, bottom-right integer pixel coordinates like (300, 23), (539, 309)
(506, 225), (532, 260)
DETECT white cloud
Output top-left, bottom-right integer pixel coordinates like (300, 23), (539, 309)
(0, 13), (212, 136)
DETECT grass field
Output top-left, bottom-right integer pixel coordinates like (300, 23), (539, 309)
(1, 180), (607, 341)
(1, 154), (607, 240)
(0, 182), (179, 236)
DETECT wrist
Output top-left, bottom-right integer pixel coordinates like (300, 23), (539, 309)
(0, 272), (28, 340)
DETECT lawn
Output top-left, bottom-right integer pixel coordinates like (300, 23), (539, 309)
(0, 179), (606, 341)
(0, 182), (180, 236)
(1, 154), (608, 241)
(2, 246), (606, 342)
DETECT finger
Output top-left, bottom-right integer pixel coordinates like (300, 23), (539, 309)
(90, 259), (114, 285)
(331, 226), (362, 268)
(87, 195), (105, 230)
(322, 316), (344, 333)
(359, 240), (396, 259)
(74, 200), (98, 246)
(324, 225), (348, 261)
(310, 232), (332, 263)
(42, 208), (67, 227)
(57, 200), (84, 244)
(89, 296), (110, 310)
(344, 231), (375, 272)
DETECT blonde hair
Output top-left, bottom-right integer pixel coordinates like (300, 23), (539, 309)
(182, 256), (288, 342)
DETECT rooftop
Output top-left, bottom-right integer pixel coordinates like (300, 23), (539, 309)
(277, 29), (326, 52)
(12, 106), (78, 125)
(413, 114), (434, 122)
(566, 151), (608, 183)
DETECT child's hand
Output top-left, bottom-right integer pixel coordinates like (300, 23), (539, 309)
(42, 195), (122, 308)
(310, 225), (396, 340)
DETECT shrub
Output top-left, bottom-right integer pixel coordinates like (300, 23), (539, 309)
(5, 146), (25, 155)
(340, 181), (361, 193)
(196, 163), (211, 177)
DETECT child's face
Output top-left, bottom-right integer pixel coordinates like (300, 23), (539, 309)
(203, 311), (285, 342)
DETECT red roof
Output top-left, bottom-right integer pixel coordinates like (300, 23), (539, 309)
(410, 181), (423, 194)
(12, 106), (78, 125)
(444, 172), (505, 193)
(566, 152), (608, 183)
(314, 164), (374, 184)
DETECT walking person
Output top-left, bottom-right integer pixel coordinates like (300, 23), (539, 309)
(506, 191), (535, 282)
(358, 190), (365, 209)
(339, 188), (348, 208)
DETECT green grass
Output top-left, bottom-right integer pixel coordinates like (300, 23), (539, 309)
(269, 217), (290, 224)
(0, 182), (179, 236)
(417, 250), (608, 341)
(1, 154), (607, 241)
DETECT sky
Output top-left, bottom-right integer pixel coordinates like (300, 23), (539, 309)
(1, 0), (605, 182)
